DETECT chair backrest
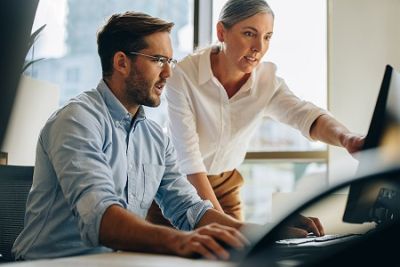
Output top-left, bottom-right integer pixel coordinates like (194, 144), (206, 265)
(0, 165), (33, 262)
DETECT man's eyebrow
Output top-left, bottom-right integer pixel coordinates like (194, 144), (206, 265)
(148, 53), (170, 59)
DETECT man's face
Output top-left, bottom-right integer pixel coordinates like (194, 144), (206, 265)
(124, 31), (173, 108)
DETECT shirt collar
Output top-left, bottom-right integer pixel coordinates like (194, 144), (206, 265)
(198, 46), (214, 85)
(97, 79), (131, 122)
(97, 79), (146, 130)
(198, 46), (255, 93)
(133, 106), (146, 123)
(97, 79), (146, 129)
(240, 71), (255, 93)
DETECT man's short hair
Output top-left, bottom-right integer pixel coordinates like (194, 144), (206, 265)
(97, 11), (174, 77)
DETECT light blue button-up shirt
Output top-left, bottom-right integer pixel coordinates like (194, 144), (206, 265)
(12, 80), (212, 260)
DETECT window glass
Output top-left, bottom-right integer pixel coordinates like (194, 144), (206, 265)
(239, 161), (327, 223)
(29, 0), (194, 126)
(213, 0), (327, 151)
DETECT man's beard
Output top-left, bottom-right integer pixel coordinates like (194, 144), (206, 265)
(124, 66), (161, 108)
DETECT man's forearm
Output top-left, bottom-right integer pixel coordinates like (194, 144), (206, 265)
(196, 208), (243, 229)
(99, 204), (182, 254)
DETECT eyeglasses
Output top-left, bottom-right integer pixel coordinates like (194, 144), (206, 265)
(128, 51), (177, 69)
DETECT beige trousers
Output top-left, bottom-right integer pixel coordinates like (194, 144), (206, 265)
(146, 169), (244, 226)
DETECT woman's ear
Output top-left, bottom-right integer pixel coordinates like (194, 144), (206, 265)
(216, 21), (225, 42)
(113, 51), (130, 77)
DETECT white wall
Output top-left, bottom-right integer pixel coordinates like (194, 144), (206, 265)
(328, 0), (400, 182)
(1, 76), (59, 166)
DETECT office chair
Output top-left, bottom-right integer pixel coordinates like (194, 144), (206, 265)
(0, 165), (33, 262)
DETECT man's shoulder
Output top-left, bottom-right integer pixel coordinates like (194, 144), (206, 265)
(46, 89), (107, 128)
(62, 89), (104, 114)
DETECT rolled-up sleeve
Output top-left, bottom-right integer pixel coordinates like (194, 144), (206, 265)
(75, 192), (125, 246)
(46, 103), (125, 246)
(155, 135), (212, 231)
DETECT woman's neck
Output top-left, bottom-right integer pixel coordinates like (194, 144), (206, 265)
(210, 48), (250, 99)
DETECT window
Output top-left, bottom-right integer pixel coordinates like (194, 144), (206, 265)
(239, 161), (327, 223)
(30, 0), (194, 125)
(65, 67), (80, 83)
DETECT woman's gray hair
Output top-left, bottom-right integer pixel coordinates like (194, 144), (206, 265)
(218, 0), (274, 29)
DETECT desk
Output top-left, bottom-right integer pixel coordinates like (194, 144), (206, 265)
(0, 251), (236, 267)
(272, 192), (374, 234)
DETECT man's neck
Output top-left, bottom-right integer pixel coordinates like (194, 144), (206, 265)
(103, 77), (139, 116)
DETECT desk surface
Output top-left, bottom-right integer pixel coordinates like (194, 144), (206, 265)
(1, 251), (236, 267)
(273, 192), (375, 235)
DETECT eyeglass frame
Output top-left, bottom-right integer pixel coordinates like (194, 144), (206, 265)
(127, 51), (177, 69)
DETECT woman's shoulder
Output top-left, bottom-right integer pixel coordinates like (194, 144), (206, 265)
(256, 61), (278, 75)
(170, 46), (212, 84)
(253, 61), (286, 90)
(255, 61), (285, 81)
(177, 46), (210, 70)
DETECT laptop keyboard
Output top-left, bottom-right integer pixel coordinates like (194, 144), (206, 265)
(275, 233), (359, 245)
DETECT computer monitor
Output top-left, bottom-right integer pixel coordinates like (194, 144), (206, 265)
(343, 65), (400, 224)
(240, 66), (400, 265)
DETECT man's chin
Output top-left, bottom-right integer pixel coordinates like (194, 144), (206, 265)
(143, 98), (161, 108)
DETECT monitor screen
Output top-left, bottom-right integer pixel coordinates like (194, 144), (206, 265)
(343, 65), (400, 224)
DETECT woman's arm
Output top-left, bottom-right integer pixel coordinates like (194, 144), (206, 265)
(310, 114), (365, 153)
(187, 172), (224, 213)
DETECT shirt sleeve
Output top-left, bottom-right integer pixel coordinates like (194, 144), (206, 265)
(155, 134), (213, 231)
(265, 77), (330, 140)
(44, 103), (126, 246)
(166, 67), (207, 175)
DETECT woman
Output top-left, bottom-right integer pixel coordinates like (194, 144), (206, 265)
(148, 0), (364, 222)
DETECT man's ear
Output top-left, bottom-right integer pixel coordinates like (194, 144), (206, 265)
(216, 22), (225, 42)
(113, 51), (130, 77)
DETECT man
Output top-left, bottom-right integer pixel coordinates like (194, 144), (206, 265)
(12, 11), (322, 261)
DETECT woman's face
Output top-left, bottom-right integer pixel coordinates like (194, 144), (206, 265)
(218, 12), (274, 74)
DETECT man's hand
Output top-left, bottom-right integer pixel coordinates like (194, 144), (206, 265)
(279, 214), (325, 239)
(341, 133), (365, 154)
(171, 223), (249, 260)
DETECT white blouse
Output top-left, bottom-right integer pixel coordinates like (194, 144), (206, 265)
(166, 46), (328, 175)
